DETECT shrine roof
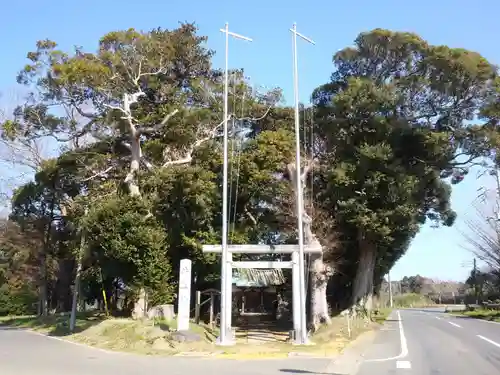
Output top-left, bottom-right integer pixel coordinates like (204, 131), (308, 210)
(232, 268), (286, 287)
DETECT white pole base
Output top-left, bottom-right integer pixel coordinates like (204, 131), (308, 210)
(291, 329), (314, 345)
(215, 328), (236, 346)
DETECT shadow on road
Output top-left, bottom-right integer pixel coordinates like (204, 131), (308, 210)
(279, 370), (342, 374)
(403, 308), (449, 314)
(0, 326), (25, 330)
(0, 313), (103, 337)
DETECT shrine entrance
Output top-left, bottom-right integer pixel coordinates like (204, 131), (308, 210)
(202, 243), (322, 345)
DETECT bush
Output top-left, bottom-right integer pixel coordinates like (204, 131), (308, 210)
(0, 284), (38, 316)
(393, 293), (434, 308)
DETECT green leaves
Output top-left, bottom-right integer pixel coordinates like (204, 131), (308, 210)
(4, 24), (500, 315)
(313, 28), (499, 290)
(83, 194), (173, 304)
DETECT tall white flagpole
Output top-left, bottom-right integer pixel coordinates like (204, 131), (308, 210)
(218, 23), (252, 346)
(290, 22), (315, 345)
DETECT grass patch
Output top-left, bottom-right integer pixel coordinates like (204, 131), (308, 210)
(450, 309), (500, 322)
(371, 308), (393, 324)
(0, 312), (378, 359)
(218, 315), (374, 359)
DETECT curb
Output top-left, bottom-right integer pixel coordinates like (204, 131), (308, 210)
(322, 329), (378, 374)
(320, 314), (391, 374)
(174, 351), (217, 357)
(20, 328), (132, 356)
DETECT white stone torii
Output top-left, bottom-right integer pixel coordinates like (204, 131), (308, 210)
(202, 242), (322, 345)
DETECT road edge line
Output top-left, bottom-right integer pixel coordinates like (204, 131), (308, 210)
(365, 310), (408, 362)
(477, 335), (500, 348)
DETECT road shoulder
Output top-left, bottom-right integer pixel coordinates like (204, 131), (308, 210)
(323, 310), (399, 374)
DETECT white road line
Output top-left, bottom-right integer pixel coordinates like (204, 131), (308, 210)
(396, 360), (412, 369)
(365, 310), (408, 362)
(477, 335), (500, 348)
(435, 317), (441, 320)
(448, 322), (461, 328)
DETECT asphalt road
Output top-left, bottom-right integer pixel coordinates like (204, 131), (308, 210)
(0, 326), (332, 375)
(355, 307), (500, 375)
(3, 308), (500, 375)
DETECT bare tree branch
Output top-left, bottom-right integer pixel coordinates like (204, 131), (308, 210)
(461, 196), (500, 272)
(244, 205), (257, 225)
(162, 117), (226, 167)
(81, 166), (115, 182)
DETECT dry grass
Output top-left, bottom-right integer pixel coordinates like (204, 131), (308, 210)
(371, 308), (393, 324)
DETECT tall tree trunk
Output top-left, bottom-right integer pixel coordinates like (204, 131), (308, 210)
(39, 196), (55, 317)
(131, 287), (148, 319)
(309, 251), (332, 330)
(287, 162), (331, 331)
(304, 212), (332, 330)
(126, 121), (148, 318)
(125, 133), (142, 197)
(351, 231), (376, 317)
(38, 257), (48, 317)
(128, 135), (148, 318)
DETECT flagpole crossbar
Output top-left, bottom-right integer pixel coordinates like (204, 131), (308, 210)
(220, 28), (253, 42)
(289, 28), (316, 45)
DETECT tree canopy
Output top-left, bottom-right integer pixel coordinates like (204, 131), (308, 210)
(0, 25), (498, 324)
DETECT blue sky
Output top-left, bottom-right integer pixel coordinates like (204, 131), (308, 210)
(1, 0), (499, 281)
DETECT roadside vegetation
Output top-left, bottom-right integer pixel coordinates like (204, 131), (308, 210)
(393, 293), (435, 308)
(457, 309), (500, 322)
(447, 306), (500, 323)
(0, 300), (400, 358)
(0, 312), (379, 358)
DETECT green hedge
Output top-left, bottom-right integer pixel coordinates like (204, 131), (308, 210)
(0, 284), (38, 316)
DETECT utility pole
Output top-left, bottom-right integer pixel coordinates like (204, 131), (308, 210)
(473, 257), (478, 305)
(70, 209), (87, 332)
(290, 22), (315, 345)
(495, 168), (500, 236)
(388, 272), (393, 308)
(218, 23), (252, 346)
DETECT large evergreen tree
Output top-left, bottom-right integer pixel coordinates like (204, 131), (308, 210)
(1, 26), (498, 331)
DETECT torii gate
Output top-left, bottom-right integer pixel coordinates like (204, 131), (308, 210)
(202, 241), (322, 345)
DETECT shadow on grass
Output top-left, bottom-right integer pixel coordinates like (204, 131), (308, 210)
(155, 321), (171, 332)
(203, 326), (218, 342)
(0, 312), (106, 337)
